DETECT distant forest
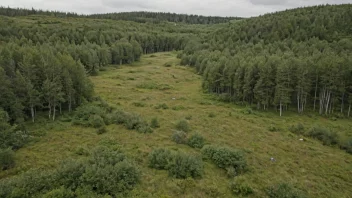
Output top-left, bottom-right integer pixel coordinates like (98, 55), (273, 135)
(0, 7), (240, 24)
(180, 4), (352, 116)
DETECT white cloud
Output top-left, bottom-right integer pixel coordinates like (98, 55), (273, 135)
(1, 0), (351, 17)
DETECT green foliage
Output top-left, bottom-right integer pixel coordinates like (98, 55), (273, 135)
(267, 183), (307, 198)
(89, 115), (105, 128)
(208, 112), (216, 118)
(171, 131), (187, 144)
(164, 62), (173, 67)
(268, 125), (279, 132)
(229, 177), (254, 196)
(340, 138), (352, 154)
(155, 103), (169, 110)
(172, 105), (186, 111)
(0, 148), (15, 170)
(148, 148), (173, 170)
(132, 102), (147, 107)
(185, 115), (192, 120)
(175, 119), (190, 132)
(0, 146), (140, 197)
(289, 123), (305, 135)
(96, 126), (107, 135)
(150, 117), (160, 128)
(168, 153), (203, 179)
(187, 133), (205, 148)
(308, 126), (338, 145)
(202, 145), (247, 174)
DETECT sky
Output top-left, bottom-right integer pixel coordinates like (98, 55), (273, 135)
(1, 0), (351, 17)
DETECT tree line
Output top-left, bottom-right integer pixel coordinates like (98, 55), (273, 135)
(180, 4), (352, 117)
(0, 7), (240, 24)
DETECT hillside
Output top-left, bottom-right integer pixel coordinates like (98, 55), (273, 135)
(0, 4), (352, 198)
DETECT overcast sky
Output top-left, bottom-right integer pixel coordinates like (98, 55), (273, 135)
(1, 0), (351, 17)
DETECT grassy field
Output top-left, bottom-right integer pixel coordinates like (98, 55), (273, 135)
(2, 52), (352, 197)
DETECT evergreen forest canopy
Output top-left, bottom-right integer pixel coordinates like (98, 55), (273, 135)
(180, 4), (352, 117)
(0, 7), (240, 24)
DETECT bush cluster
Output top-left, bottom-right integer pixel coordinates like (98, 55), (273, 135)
(187, 133), (205, 148)
(171, 131), (188, 144)
(0, 146), (140, 197)
(307, 126), (338, 146)
(73, 104), (153, 133)
(0, 148), (15, 170)
(267, 183), (307, 198)
(202, 145), (247, 174)
(175, 119), (190, 132)
(148, 148), (203, 179)
(288, 123), (305, 135)
(229, 177), (254, 196)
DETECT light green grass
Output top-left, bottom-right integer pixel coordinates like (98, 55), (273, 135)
(2, 52), (352, 198)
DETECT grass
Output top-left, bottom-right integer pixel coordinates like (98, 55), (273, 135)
(2, 52), (352, 197)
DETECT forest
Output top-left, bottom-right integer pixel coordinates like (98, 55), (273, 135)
(1, 4), (352, 198)
(180, 4), (352, 116)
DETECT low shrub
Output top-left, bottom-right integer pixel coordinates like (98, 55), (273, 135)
(268, 125), (279, 132)
(164, 62), (173, 67)
(308, 126), (338, 145)
(289, 123), (305, 135)
(185, 115), (192, 120)
(41, 186), (75, 198)
(187, 133), (205, 149)
(168, 153), (203, 179)
(89, 115), (105, 128)
(96, 126), (107, 135)
(202, 145), (247, 174)
(150, 117), (160, 128)
(340, 138), (352, 154)
(229, 177), (254, 196)
(175, 119), (190, 132)
(0, 148), (15, 170)
(148, 148), (173, 170)
(208, 112), (216, 118)
(267, 183), (307, 198)
(132, 102), (146, 107)
(155, 103), (169, 110)
(172, 131), (187, 144)
(172, 105), (186, 111)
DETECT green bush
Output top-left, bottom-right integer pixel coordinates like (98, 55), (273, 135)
(267, 183), (307, 198)
(185, 115), (192, 120)
(208, 112), (216, 118)
(168, 153), (203, 179)
(308, 126), (338, 145)
(187, 133), (205, 148)
(171, 131), (187, 144)
(41, 186), (75, 198)
(150, 117), (160, 128)
(175, 119), (190, 132)
(89, 115), (105, 128)
(0, 148), (15, 170)
(73, 104), (106, 127)
(132, 102), (146, 107)
(268, 125), (279, 132)
(125, 113), (144, 130)
(148, 148), (173, 170)
(229, 178), (254, 196)
(155, 103), (169, 110)
(340, 138), (352, 154)
(96, 126), (107, 135)
(289, 123), (305, 134)
(172, 105), (185, 111)
(202, 145), (247, 174)
(164, 62), (172, 67)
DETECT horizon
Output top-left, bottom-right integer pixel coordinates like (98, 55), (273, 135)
(1, 0), (351, 18)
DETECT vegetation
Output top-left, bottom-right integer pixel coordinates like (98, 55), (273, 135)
(1, 4), (352, 198)
(180, 4), (352, 117)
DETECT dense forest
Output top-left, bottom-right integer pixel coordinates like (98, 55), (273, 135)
(0, 7), (239, 24)
(180, 4), (352, 116)
(0, 10), (213, 124)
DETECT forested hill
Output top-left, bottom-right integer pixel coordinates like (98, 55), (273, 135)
(87, 12), (241, 24)
(0, 7), (239, 24)
(180, 4), (352, 117)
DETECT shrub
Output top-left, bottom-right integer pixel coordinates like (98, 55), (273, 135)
(74, 147), (89, 156)
(150, 117), (160, 128)
(125, 113), (144, 130)
(175, 119), (190, 132)
(132, 102), (146, 107)
(187, 133), (205, 149)
(155, 103), (169, 110)
(0, 148), (15, 170)
(308, 126), (338, 145)
(168, 153), (203, 179)
(202, 145), (247, 174)
(137, 124), (153, 134)
(164, 62), (172, 67)
(41, 186), (75, 198)
(185, 115), (192, 120)
(88, 115), (105, 128)
(268, 125), (279, 132)
(148, 148), (173, 170)
(109, 110), (128, 124)
(172, 131), (187, 144)
(73, 104), (106, 127)
(208, 112), (216, 118)
(267, 183), (307, 198)
(229, 178), (254, 196)
(340, 138), (352, 154)
(289, 123), (305, 135)
(172, 105), (186, 111)
(96, 126), (107, 135)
